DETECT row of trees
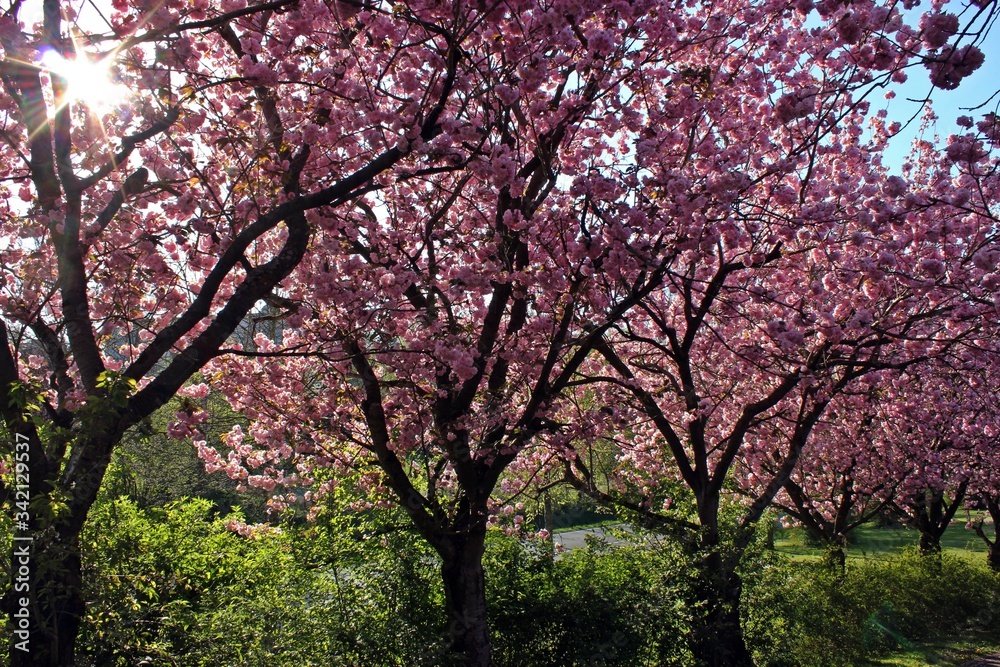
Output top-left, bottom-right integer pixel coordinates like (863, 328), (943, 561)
(1, 1), (998, 666)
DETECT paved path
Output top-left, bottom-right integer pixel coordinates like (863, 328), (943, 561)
(961, 656), (1000, 667)
(552, 525), (630, 551)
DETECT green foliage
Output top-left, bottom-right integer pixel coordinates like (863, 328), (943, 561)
(101, 390), (272, 519)
(4, 378), (46, 413)
(55, 490), (1000, 667)
(743, 550), (1000, 667)
(486, 533), (695, 667)
(76, 495), (448, 667)
(78, 497), (316, 666)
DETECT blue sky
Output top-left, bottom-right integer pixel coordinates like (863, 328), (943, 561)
(877, 6), (1000, 171)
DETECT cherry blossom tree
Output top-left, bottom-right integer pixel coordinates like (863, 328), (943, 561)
(967, 357), (1000, 571)
(565, 176), (997, 664)
(768, 358), (998, 569)
(184, 2), (1000, 666)
(557, 15), (1000, 664)
(206, 5), (679, 663)
(0, 0), (478, 664)
(765, 383), (907, 569)
(879, 369), (978, 554)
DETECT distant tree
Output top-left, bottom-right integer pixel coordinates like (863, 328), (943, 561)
(767, 384), (906, 569)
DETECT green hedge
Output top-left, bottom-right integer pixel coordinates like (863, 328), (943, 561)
(744, 550), (1000, 666)
(4, 496), (997, 666)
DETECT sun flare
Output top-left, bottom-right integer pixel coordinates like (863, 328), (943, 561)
(40, 49), (129, 112)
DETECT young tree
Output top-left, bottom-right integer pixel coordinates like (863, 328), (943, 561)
(0, 1), (474, 664)
(884, 369), (981, 555)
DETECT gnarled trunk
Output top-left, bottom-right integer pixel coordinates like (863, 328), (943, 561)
(824, 543), (847, 573)
(918, 530), (943, 556)
(974, 495), (1000, 573)
(987, 541), (1000, 573)
(901, 483), (966, 558)
(439, 530), (494, 667)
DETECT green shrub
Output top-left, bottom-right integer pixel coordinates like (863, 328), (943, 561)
(486, 532), (694, 667)
(57, 498), (1000, 667)
(77, 497), (447, 667)
(743, 550), (1000, 667)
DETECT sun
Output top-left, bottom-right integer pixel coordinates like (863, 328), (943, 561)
(40, 49), (129, 112)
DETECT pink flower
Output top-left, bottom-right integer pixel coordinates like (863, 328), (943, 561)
(919, 12), (959, 50)
(945, 137), (986, 165)
(837, 13), (862, 44)
(494, 84), (519, 106)
(774, 89), (817, 123)
(180, 382), (210, 399)
(918, 257), (946, 278)
(925, 45), (985, 90)
(882, 175), (907, 198)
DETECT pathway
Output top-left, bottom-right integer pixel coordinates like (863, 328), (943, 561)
(961, 657), (1000, 667)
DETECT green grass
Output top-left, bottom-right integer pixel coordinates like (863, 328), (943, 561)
(774, 520), (995, 562)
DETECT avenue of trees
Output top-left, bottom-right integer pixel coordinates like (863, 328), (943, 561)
(1, 1), (999, 666)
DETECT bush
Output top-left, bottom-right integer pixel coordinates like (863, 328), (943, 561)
(73, 497), (698, 666)
(78, 497), (341, 666)
(486, 532), (694, 667)
(743, 550), (1000, 667)
(56, 498), (1000, 666)
(77, 496), (448, 667)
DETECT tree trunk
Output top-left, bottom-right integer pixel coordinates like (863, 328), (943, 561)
(439, 530), (494, 667)
(2, 424), (113, 667)
(691, 495), (755, 667)
(982, 496), (1000, 573)
(7, 527), (85, 667)
(825, 544), (847, 573)
(988, 541), (1000, 573)
(544, 493), (554, 535)
(918, 529), (942, 556)
(692, 550), (754, 667)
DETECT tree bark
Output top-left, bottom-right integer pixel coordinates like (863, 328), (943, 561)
(690, 495), (755, 667)
(825, 544), (847, 573)
(692, 550), (755, 667)
(987, 542), (1000, 573)
(439, 530), (494, 667)
(974, 495), (1000, 573)
(7, 528), (85, 667)
(918, 530), (942, 555)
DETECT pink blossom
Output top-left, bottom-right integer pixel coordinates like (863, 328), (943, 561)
(925, 45), (985, 90)
(919, 12), (959, 50)
(774, 89), (817, 123)
(882, 175), (907, 198)
(918, 257), (946, 278)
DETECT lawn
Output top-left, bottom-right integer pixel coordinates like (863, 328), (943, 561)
(773, 519), (995, 561)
